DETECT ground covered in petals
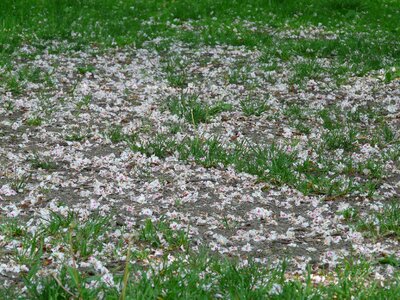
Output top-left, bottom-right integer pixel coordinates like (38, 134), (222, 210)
(1, 0), (400, 298)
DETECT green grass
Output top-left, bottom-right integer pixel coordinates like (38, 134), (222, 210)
(2, 1), (400, 297)
(25, 116), (43, 126)
(139, 218), (189, 250)
(65, 132), (87, 142)
(2, 212), (400, 299)
(357, 201), (400, 240)
(240, 95), (270, 117)
(30, 155), (57, 170)
(130, 131), (389, 197)
(106, 125), (137, 144)
(167, 94), (233, 125)
(340, 201), (400, 240)
(136, 94), (399, 198)
(1, 0), (399, 85)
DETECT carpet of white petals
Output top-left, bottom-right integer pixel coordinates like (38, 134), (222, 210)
(0, 37), (399, 284)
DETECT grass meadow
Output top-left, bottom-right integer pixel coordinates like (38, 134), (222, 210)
(0, 0), (400, 299)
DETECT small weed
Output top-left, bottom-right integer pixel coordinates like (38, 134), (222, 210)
(227, 68), (249, 85)
(18, 66), (43, 84)
(168, 122), (182, 134)
(284, 104), (308, 121)
(167, 72), (188, 88)
(178, 136), (230, 168)
(378, 255), (400, 267)
(289, 61), (324, 86)
(0, 219), (26, 238)
(107, 126), (125, 143)
(319, 108), (341, 130)
(380, 123), (395, 144)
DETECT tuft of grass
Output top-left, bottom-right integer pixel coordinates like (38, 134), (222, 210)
(25, 116), (43, 126)
(65, 132), (87, 142)
(77, 64), (95, 75)
(340, 201), (400, 240)
(131, 134), (177, 159)
(10, 175), (29, 193)
(76, 95), (92, 110)
(384, 67), (400, 83)
(4, 75), (23, 95)
(139, 218), (189, 250)
(240, 96), (270, 117)
(106, 126), (137, 144)
(3, 100), (14, 112)
(167, 94), (232, 125)
(178, 136), (231, 168)
(30, 155), (57, 170)
(357, 201), (400, 240)
(323, 128), (357, 151)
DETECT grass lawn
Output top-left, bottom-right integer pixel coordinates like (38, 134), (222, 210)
(0, 0), (400, 298)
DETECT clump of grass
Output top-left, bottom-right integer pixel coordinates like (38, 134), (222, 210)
(25, 116), (43, 126)
(162, 57), (189, 88)
(65, 132), (87, 142)
(319, 108), (341, 130)
(284, 104), (308, 122)
(289, 61), (324, 86)
(76, 95), (92, 110)
(338, 207), (359, 222)
(10, 175), (29, 193)
(139, 218), (189, 250)
(384, 67), (400, 83)
(178, 136), (231, 168)
(3, 100), (14, 112)
(167, 94), (232, 125)
(5, 75), (22, 95)
(240, 96), (270, 117)
(378, 123), (395, 145)
(357, 201), (400, 240)
(168, 122), (183, 134)
(106, 126), (137, 144)
(131, 134), (177, 158)
(323, 128), (357, 151)
(340, 201), (400, 240)
(234, 142), (298, 186)
(77, 64), (95, 75)
(30, 155), (57, 170)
